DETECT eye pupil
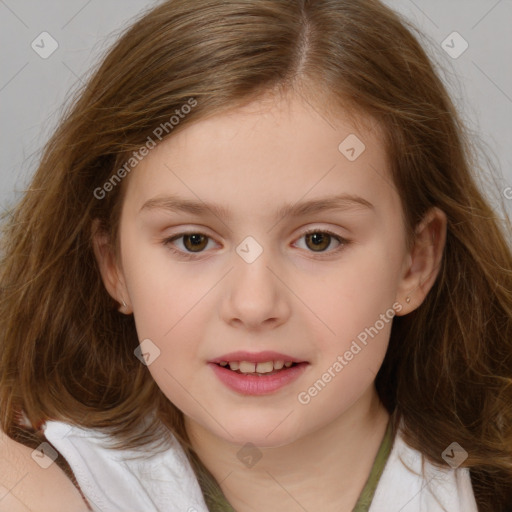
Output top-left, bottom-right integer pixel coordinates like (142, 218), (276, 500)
(184, 234), (207, 252)
(305, 232), (330, 252)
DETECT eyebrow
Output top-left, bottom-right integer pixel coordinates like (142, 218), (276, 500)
(139, 193), (374, 220)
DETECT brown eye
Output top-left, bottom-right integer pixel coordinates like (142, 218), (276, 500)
(164, 229), (348, 260)
(294, 229), (348, 256)
(304, 231), (332, 252)
(181, 233), (209, 252)
(163, 232), (214, 258)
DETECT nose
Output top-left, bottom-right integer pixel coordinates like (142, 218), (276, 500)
(219, 245), (291, 331)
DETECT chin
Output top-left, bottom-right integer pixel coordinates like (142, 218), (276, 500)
(212, 415), (304, 448)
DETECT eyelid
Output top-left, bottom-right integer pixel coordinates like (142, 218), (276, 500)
(162, 226), (350, 259)
(295, 228), (348, 257)
(163, 231), (218, 260)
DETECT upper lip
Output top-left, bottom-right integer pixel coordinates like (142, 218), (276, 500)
(209, 350), (306, 364)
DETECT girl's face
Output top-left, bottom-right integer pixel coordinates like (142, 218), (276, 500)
(95, 92), (436, 447)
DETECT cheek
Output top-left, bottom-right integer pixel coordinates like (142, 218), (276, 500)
(122, 231), (205, 336)
(132, 303), (208, 419)
(308, 237), (403, 347)
(293, 236), (402, 413)
(120, 237), (213, 409)
(294, 256), (396, 434)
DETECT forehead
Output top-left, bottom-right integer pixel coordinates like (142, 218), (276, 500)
(121, 92), (398, 223)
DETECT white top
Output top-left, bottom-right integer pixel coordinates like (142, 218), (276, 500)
(43, 420), (478, 512)
(43, 420), (209, 512)
(369, 430), (478, 512)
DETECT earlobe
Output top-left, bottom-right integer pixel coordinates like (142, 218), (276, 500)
(395, 207), (447, 316)
(91, 219), (131, 313)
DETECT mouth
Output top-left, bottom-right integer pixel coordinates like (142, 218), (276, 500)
(213, 360), (303, 376)
(208, 350), (308, 376)
(208, 352), (309, 395)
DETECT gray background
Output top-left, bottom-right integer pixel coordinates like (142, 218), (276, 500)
(1, 0), (511, 219)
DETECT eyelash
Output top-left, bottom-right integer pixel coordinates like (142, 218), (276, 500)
(162, 229), (350, 260)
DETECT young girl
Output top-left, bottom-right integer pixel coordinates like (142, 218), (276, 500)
(1, 0), (511, 511)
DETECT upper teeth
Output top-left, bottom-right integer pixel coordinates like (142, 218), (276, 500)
(218, 360), (294, 373)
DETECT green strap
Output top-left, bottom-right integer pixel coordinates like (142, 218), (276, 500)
(197, 419), (394, 512)
(352, 418), (394, 511)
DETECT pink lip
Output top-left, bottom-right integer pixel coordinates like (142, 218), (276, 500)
(208, 350), (306, 364)
(209, 361), (309, 395)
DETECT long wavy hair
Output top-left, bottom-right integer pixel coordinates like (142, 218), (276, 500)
(1, 0), (511, 510)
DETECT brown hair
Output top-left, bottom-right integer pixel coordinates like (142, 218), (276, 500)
(1, 0), (511, 510)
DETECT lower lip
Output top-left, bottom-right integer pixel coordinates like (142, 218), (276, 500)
(208, 362), (309, 395)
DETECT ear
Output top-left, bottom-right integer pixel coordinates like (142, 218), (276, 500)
(91, 219), (132, 314)
(394, 207), (447, 316)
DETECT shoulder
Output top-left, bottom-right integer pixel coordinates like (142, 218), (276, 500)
(0, 428), (89, 512)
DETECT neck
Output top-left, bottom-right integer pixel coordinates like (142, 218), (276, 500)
(185, 385), (390, 512)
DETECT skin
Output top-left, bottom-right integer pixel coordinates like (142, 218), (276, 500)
(93, 90), (447, 511)
(0, 429), (89, 511)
